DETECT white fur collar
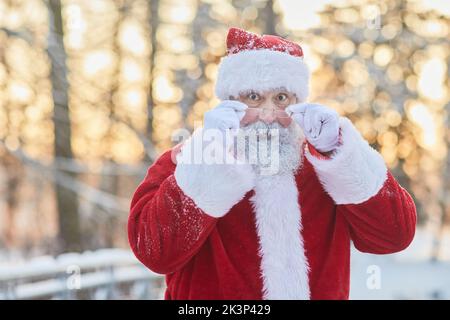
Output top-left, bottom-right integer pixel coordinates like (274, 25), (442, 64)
(250, 172), (310, 300)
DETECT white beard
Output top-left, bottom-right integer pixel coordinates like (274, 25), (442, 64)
(237, 122), (311, 299)
(235, 121), (304, 176)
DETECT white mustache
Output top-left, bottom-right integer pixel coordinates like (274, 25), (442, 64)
(236, 121), (303, 176)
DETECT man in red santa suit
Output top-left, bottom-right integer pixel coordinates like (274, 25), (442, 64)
(128, 27), (417, 300)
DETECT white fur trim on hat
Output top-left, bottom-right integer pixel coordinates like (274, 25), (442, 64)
(215, 49), (310, 102)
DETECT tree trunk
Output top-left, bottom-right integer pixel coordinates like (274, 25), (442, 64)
(144, 0), (159, 162)
(1, 153), (22, 247)
(263, 0), (276, 35)
(48, 0), (81, 252)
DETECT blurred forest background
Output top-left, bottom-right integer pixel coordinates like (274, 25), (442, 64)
(0, 0), (448, 261)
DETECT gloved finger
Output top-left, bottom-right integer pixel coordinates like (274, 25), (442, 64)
(285, 103), (308, 115)
(291, 113), (305, 129)
(318, 128), (340, 152)
(224, 109), (242, 129)
(316, 126), (340, 152)
(215, 120), (238, 132)
(227, 118), (240, 130)
(222, 112), (241, 131)
(320, 110), (339, 132)
(302, 110), (315, 139)
(310, 111), (325, 139)
(323, 113), (340, 137)
(310, 111), (340, 152)
(205, 116), (235, 132)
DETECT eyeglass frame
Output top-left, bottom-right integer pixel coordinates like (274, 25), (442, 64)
(229, 89), (299, 127)
(243, 107), (292, 118)
(229, 88), (298, 110)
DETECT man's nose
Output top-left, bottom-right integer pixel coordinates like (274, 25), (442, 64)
(258, 101), (277, 124)
(258, 110), (276, 124)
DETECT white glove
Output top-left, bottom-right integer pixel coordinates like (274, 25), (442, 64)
(175, 127), (255, 218)
(203, 100), (248, 131)
(286, 103), (340, 153)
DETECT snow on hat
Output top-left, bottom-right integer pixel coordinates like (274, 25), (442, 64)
(215, 27), (310, 102)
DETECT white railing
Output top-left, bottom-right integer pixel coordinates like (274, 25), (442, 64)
(0, 249), (165, 300)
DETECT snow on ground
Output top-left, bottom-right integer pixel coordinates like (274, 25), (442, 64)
(1, 228), (449, 299)
(350, 227), (450, 299)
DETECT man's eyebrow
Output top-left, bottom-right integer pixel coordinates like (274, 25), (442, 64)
(274, 86), (290, 92)
(238, 88), (295, 96)
(239, 89), (259, 95)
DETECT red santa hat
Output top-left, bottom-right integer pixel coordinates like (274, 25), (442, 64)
(215, 27), (310, 102)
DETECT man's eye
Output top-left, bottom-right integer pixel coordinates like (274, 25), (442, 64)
(277, 94), (288, 101)
(248, 93), (260, 100)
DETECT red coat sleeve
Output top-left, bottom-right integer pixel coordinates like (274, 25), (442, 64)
(338, 171), (416, 254)
(128, 149), (217, 274)
(305, 117), (417, 254)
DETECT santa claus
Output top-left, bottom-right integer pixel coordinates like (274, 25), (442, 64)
(128, 27), (417, 300)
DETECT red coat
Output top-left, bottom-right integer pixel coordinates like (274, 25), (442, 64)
(128, 117), (416, 300)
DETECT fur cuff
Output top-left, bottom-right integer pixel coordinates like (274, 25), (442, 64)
(305, 117), (387, 205)
(174, 128), (255, 218)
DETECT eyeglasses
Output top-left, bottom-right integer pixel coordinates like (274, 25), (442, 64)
(237, 91), (297, 109)
(244, 107), (292, 119)
(240, 107), (293, 127)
